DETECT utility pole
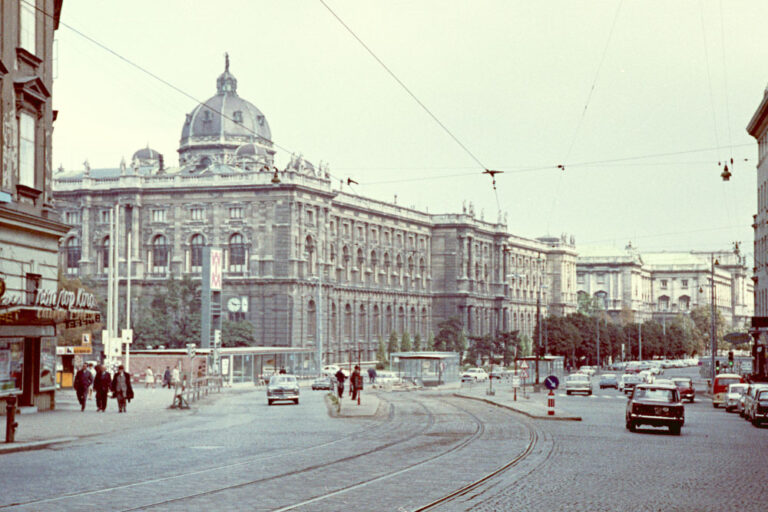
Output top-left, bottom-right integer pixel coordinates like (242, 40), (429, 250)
(316, 258), (323, 373)
(536, 288), (541, 385)
(596, 309), (600, 368)
(638, 321), (643, 361)
(710, 254), (717, 386)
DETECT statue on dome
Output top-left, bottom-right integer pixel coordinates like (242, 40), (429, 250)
(225, 52), (230, 72)
(83, 160), (90, 176)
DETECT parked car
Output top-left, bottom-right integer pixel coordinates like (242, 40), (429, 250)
(311, 376), (332, 390)
(461, 368), (489, 382)
(712, 373), (744, 408)
(621, 374), (642, 395)
(725, 383), (748, 412)
(579, 366), (597, 377)
(625, 383), (685, 435)
(672, 377), (695, 403)
(743, 383), (768, 422)
(599, 374), (618, 389)
(375, 371), (401, 387)
(751, 389), (768, 427)
(267, 374), (300, 405)
(565, 374), (592, 395)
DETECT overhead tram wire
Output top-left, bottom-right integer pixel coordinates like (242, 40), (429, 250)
(23, 0), (302, 165)
(317, 0), (502, 211)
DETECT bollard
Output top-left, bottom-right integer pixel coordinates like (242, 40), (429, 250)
(5, 395), (18, 443)
(547, 389), (555, 416)
(514, 386), (517, 401)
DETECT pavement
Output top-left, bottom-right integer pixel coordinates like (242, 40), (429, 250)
(325, 390), (382, 418)
(454, 383), (583, 421)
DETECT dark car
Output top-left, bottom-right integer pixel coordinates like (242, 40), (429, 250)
(311, 376), (332, 390)
(599, 374), (618, 389)
(751, 389), (768, 427)
(672, 377), (695, 403)
(626, 383), (685, 435)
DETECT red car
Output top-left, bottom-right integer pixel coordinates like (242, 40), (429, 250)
(672, 378), (695, 403)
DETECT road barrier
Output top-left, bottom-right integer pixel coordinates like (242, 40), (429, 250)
(548, 389), (555, 416)
(171, 375), (223, 409)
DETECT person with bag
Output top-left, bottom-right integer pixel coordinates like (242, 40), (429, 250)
(350, 365), (364, 401)
(334, 368), (346, 399)
(93, 364), (112, 412)
(110, 365), (134, 413)
(73, 363), (93, 412)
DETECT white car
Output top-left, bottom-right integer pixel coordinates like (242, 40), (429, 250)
(461, 368), (489, 382)
(565, 374), (592, 395)
(579, 366), (597, 377)
(375, 371), (401, 386)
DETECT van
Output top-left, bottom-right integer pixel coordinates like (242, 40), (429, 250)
(712, 373), (744, 408)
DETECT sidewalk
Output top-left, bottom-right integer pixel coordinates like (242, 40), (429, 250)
(325, 391), (381, 418)
(0, 385), (218, 455)
(455, 383), (582, 421)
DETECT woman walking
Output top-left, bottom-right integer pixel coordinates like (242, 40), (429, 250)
(144, 367), (155, 389)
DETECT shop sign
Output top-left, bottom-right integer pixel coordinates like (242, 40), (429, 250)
(0, 287), (97, 311)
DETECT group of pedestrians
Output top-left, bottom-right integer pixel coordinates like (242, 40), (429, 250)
(334, 366), (365, 401)
(73, 363), (134, 413)
(144, 366), (181, 389)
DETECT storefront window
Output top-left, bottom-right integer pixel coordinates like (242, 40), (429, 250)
(0, 338), (24, 394)
(39, 337), (56, 391)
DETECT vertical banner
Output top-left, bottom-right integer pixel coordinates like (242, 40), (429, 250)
(210, 249), (222, 291)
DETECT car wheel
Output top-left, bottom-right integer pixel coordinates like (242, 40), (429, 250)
(268, 399), (274, 406)
(712, 403), (718, 408)
(566, 391), (571, 395)
(294, 399), (299, 405)
(626, 419), (636, 432)
(669, 425), (681, 435)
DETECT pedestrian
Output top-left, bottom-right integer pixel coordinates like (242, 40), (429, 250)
(163, 366), (172, 388)
(351, 365), (364, 401)
(367, 367), (376, 385)
(334, 368), (346, 399)
(110, 364), (134, 413)
(93, 364), (112, 412)
(144, 367), (155, 389)
(87, 362), (96, 400)
(171, 366), (180, 388)
(73, 363), (93, 411)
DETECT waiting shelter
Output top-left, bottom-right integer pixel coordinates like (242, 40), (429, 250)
(390, 352), (460, 386)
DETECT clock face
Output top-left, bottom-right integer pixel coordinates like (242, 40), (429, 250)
(227, 297), (241, 312)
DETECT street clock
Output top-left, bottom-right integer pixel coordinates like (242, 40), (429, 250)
(227, 297), (241, 312)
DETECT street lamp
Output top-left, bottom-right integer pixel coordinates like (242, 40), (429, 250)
(535, 258), (549, 386)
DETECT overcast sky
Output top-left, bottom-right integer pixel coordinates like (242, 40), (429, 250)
(51, 1), (764, 258)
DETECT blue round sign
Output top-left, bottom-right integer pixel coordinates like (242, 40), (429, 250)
(544, 375), (559, 390)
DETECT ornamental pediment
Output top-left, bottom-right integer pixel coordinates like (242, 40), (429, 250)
(14, 76), (51, 111)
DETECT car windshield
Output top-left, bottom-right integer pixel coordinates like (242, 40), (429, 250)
(567, 375), (588, 382)
(270, 375), (297, 385)
(634, 388), (675, 402)
(673, 380), (691, 387)
(757, 390), (768, 401)
(716, 378), (740, 388)
(728, 384), (747, 394)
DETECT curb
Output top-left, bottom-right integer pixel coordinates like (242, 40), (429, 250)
(453, 393), (582, 421)
(0, 437), (78, 455)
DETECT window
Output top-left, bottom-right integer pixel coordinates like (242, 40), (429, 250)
(357, 226), (363, 240)
(190, 208), (203, 221)
(597, 273), (605, 284)
(20, 1), (36, 54)
(233, 110), (243, 123)
(18, 112), (35, 188)
(681, 279), (688, 288)
(152, 235), (169, 271)
(152, 209), (166, 223)
(229, 233), (246, 271)
(101, 237), (110, 270)
(230, 207), (243, 219)
(577, 273), (584, 284)
(343, 223), (350, 237)
(661, 279), (668, 289)
(26, 273), (41, 306)
(65, 237), (81, 272)
(190, 234), (204, 268)
(64, 210), (81, 225)
(100, 209), (111, 224)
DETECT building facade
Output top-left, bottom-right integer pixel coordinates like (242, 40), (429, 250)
(1, 0), (83, 410)
(576, 245), (754, 330)
(52, 61), (578, 365)
(748, 86), (768, 320)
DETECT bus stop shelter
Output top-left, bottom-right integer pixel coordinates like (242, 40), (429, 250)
(390, 352), (460, 386)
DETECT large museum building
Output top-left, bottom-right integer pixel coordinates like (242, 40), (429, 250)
(52, 60), (578, 365)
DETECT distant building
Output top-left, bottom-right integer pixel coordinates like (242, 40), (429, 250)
(52, 58), (578, 365)
(576, 244), (753, 329)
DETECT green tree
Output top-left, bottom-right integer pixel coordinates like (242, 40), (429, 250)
(387, 331), (399, 359)
(413, 334), (422, 352)
(426, 332), (435, 351)
(132, 275), (201, 348)
(376, 336), (387, 369)
(222, 320), (257, 347)
(400, 332), (412, 352)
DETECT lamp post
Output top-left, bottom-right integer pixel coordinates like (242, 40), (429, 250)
(710, 254), (719, 386)
(535, 259), (549, 386)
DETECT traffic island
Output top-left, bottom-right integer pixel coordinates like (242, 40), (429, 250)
(454, 390), (582, 421)
(324, 392), (382, 418)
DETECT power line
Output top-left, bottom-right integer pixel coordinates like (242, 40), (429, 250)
(318, 0), (488, 172)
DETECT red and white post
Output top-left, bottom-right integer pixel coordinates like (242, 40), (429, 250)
(547, 389), (555, 416)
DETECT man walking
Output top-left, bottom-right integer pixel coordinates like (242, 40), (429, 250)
(73, 363), (93, 411)
(163, 366), (172, 388)
(93, 364), (112, 412)
(351, 365), (364, 402)
(110, 365), (134, 413)
(334, 368), (346, 399)
(367, 367), (376, 385)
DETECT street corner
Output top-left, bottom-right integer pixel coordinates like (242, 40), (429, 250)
(453, 391), (582, 421)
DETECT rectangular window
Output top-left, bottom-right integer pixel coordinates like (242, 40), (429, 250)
(596, 273), (605, 284)
(681, 279), (688, 288)
(18, 112), (35, 188)
(65, 211), (81, 225)
(153, 209), (167, 222)
(230, 207), (243, 219)
(20, 1), (36, 54)
(26, 273), (41, 306)
(190, 208), (203, 221)
(577, 273), (584, 284)
(661, 279), (668, 289)
(100, 209), (111, 224)
(343, 223), (349, 237)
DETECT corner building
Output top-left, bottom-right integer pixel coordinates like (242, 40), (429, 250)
(53, 62), (577, 365)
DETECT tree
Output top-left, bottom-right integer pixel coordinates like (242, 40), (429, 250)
(376, 336), (387, 369)
(433, 317), (467, 362)
(401, 332), (412, 352)
(466, 335), (494, 365)
(413, 334), (422, 352)
(387, 331), (399, 359)
(689, 305), (727, 354)
(222, 320), (257, 347)
(426, 332), (435, 351)
(132, 275), (201, 348)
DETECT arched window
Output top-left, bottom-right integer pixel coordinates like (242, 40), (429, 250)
(359, 305), (366, 341)
(152, 235), (168, 272)
(229, 233), (246, 271)
(100, 236), (110, 271)
(370, 251), (378, 283)
(305, 235), (315, 275)
(421, 307), (428, 339)
(409, 307), (416, 337)
(344, 304), (352, 341)
(385, 306), (393, 336)
(190, 234), (204, 269)
(66, 237), (81, 273)
(373, 305), (380, 338)
(308, 300), (316, 340)
(397, 306), (405, 333)
(679, 295), (690, 311)
(331, 302), (337, 344)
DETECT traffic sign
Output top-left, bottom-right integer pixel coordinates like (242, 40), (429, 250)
(521, 370), (529, 379)
(544, 375), (560, 390)
(519, 361), (529, 369)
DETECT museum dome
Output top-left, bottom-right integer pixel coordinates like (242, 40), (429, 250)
(178, 54), (274, 168)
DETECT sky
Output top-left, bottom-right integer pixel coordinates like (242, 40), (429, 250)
(51, 1), (765, 259)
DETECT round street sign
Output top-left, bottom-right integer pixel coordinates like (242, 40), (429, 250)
(544, 375), (559, 390)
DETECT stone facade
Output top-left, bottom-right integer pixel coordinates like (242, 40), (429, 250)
(577, 245), (754, 329)
(52, 62), (577, 365)
(748, 87), (768, 322)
